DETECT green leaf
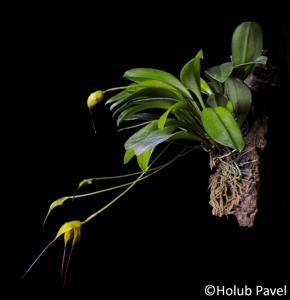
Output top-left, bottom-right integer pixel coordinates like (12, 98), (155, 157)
(207, 79), (223, 94)
(234, 55), (268, 68)
(123, 68), (192, 99)
(226, 100), (234, 114)
(106, 85), (137, 105)
(205, 62), (233, 83)
(231, 22), (263, 66)
(108, 86), (180, 112)
(123, 148), (135, 164)
(116, 99), (176, 126)
(206, 93), (228, 108)
(137, 148), (154, 171)
(112, 96), (177, 117)
(173, 109), (204, 135)
(254, 55), (267, 64)
(106, 81), (180, 109)
(124, 113), (159, 122)
(180, 49), (204, 108)
(201, 107), (245, 151)
(201, 78), (213, 95)
(225, 77), (252, 125)
(128, 79), (179, 92)
(125, 120), (179, 155)
(158, 102), (185, 129)
(169, 130), (203, 142)
(232, 55), (268, 79)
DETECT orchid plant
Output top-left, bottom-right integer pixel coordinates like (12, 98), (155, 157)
(23, 22), (267, 285)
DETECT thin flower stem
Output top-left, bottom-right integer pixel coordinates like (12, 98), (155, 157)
(73, 146), (183, 200)
(76, 166), (164, 183)
(74, 176), (147, 199)
(79, 171), (143, 182)
(72, 166), (167, 200)
(104, 86), (128, 94)
(81, 146), (194, 226)
(117, 121), (151, 132)
(149, 143), (172, 167)
(81, 172), (145, 225)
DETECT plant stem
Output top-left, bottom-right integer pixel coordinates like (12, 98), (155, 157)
(81, 172), (145, 225)
(73, 146), (183, 199)
(78, 171), (145, 182)
(117, 121), (151, 132)
(104, 86), (128, 94)
(81, 146), (194, 226)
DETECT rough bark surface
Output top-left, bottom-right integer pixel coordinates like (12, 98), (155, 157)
(232, 115), (268, 227)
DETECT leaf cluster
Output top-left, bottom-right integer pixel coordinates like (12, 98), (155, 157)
(104, 22), (266, 170)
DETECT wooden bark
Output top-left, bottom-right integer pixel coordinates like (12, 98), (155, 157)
(232, 115), (268, 227)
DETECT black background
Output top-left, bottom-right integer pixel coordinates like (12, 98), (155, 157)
(7, 2), (290, 297)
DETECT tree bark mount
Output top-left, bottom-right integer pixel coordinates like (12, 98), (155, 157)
(209, 64), (275, 227)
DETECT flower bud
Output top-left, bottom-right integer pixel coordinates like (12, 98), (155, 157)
(87, 90), (104, 109)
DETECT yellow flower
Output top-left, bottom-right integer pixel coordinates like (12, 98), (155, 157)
(87, 90), (104, 109)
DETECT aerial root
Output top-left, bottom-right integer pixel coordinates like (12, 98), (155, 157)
(208, 149), (256, 217)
